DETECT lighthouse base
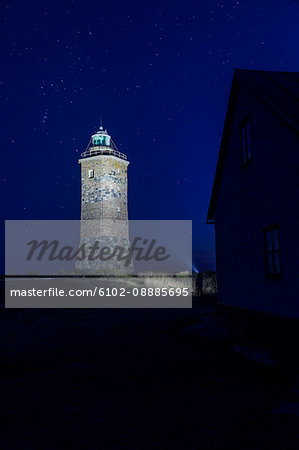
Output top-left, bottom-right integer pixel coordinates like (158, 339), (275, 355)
(76, 219), (133, 275)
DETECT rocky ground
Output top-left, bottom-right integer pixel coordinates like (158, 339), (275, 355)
(0, 296), (298, 449)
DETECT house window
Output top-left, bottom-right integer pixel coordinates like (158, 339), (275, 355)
(117, 207), (120, 213)
(88, 169), (94, 178)
(240, 118), (251, 165)
(264, 226), (281, 277)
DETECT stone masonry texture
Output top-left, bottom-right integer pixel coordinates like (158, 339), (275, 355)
(78, 154), (131, 274)
(79, 155), (129, 220)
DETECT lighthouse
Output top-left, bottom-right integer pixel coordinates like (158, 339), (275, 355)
(79, 126), (129, 220)
(78, 126), (131, 273)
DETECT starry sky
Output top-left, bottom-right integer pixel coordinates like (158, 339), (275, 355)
(1, 0), (299, 272)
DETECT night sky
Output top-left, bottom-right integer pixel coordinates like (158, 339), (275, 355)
(1, 0), (299, 271)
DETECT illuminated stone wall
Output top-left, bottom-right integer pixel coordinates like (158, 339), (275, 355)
(76, 218), (132, 274)
(78, 154), (131, 274)
(79, 155), (129, 220)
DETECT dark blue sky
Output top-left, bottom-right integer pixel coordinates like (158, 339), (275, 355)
(1, 0), (299, 271)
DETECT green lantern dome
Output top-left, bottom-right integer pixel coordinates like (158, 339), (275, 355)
(91, 126), (111, 147)
(81, 125), (127, 161)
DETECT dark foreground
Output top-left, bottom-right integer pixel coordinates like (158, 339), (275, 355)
(1, 299), (299, 449)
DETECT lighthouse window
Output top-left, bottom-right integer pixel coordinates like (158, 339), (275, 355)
(88, 169), (94, 178)
(95, 136), (106, 146)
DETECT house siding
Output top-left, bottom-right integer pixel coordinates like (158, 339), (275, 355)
(214, 82), (299, 318)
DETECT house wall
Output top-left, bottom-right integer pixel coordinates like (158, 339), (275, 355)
(214, 82), (299, 318)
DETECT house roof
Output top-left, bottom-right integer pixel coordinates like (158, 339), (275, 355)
(207, 69), (299, 223)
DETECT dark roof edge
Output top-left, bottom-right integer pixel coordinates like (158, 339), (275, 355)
(237, 71), (299, 135)
(206, 70), (240, 222)
(206, 69), (299, 222)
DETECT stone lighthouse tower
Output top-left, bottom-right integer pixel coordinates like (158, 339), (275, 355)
(78, 126), (131, 273)
(79, 126), (129, 220)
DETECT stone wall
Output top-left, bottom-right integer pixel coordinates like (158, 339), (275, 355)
(76, 219), (132, 274)
(78, 154), (131, 274)
(79, 155), (129, 220)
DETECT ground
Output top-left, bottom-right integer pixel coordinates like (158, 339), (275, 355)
(0, 298), (298, 449)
